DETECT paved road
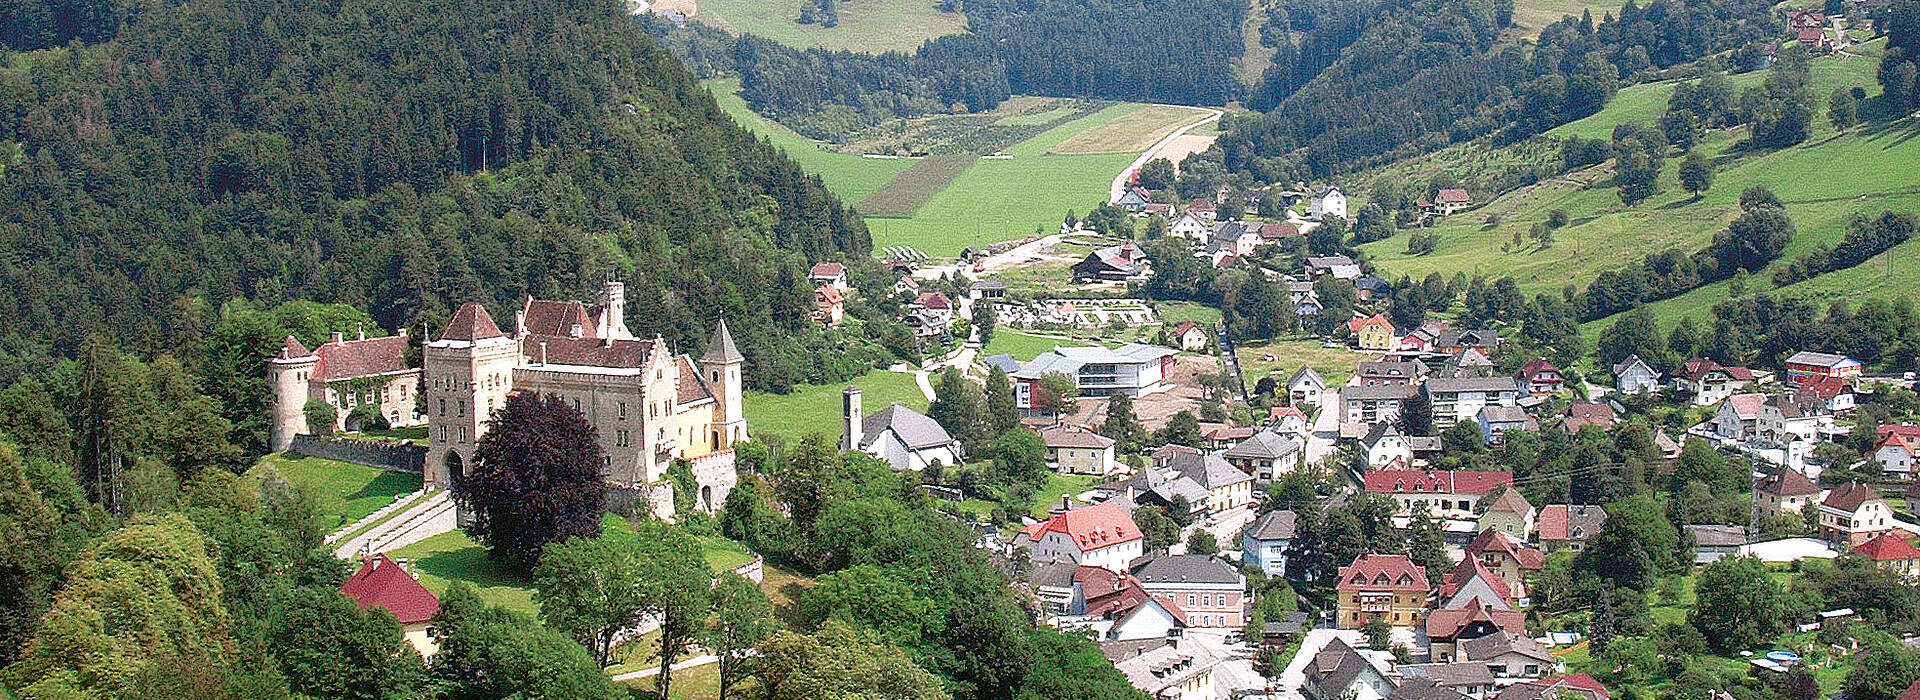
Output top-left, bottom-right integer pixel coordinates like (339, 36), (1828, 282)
(1107, 105), (1225, 203)
(1304, 389), (1341, 466)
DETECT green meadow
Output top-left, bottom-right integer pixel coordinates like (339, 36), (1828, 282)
(743, 368), (929, 445)
(705, 79), (914, 204)
(689, 0), (968, 54)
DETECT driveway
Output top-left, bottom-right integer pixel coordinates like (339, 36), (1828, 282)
(1304, 390), (1341, 466)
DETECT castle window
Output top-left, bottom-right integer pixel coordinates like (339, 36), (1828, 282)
(710, 370), (719, 383)
(439, 399), (446, 416)
(619, 402), (627, 419)
(458, 401), (465, 417)
(459, 427), (467, 442)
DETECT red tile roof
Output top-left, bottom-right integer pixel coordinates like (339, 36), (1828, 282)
(1536, 505), (1607, 542)
(1881, 425), (1920, 439)
(1518, 357), (1561, 380)
(809, 262), (846, 278)
(1679, 357), (1755, 381)
(1898, 679), (1920, 700)
(313, 334), (412, 382)
(1336, 553), (1428, 593)
(1268, 406), (1308, 422)
(339, 554), (440, 624)
(1824, 482), (1884, 513)
(1021, 502), (1142, 552)
(1437, 188), (1471, 204)
(913, 292), (952, 310)
(520, 298), (603, 339)
(1187, 198), (1215, 212)
(1171, 321), (1202, 339)
(1038, 424), (1115, 449)
(815, 285), (844, 305)
(1363, 468), (1513, 496)
(1798, 375), (1852, 399)
(528, 335), (657, 369)
(1348, 314), (1393, 334)
(1755, 469), (1820, 497)
(1465, 529), (1545, 570)
(278, 335), (312, 360)
(1425, 598), (1525, 639)
(676, 356), (716, 405)
(1537, 674), (1611, 700)
(443, 302), (507, 340)
(1724, 393), (1767, 418)
(1855, 532), (1920, 562)
(1259, 222), (1301, 240)
(1438, 557), (1512, 602)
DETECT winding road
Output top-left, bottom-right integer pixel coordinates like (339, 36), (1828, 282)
(1106, 105), (1225, 204)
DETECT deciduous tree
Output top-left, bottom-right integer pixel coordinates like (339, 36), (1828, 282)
(455, 392), (606, 574)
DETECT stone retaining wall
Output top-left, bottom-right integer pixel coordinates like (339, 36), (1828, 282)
(289, 435), (426, 473)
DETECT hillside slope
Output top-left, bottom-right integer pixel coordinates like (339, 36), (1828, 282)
(0, 0), (871, 382)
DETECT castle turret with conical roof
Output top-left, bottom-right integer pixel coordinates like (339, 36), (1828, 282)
(699, 318), (747, 446)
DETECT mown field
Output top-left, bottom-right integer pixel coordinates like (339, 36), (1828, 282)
(1357, 50), (1920, 342)
(249, 453), (421, 531)
(1508, 0), (1626, 36)
(688, 0), (968, 53)
(710, 82), (1200, 257)
(854, 154), (978, 217)
(1235, 337), (1362, 388)
(743, 368), (929, 445)
(705, 79), (913, 204)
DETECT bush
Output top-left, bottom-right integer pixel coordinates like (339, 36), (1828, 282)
(345, 404), (390, 432)
(303, 399), (338, 436)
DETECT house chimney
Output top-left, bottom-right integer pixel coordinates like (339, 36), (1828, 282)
(842, 386), (863, 452)
(331, 331), (344, 345)
(538, 342), (548, 365)
(398, 327), (409, 338)
(356, 323), (365, 341)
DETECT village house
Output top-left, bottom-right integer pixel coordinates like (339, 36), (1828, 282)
(1020, 502), (1145, 573)
(1037, 424), (1121, 476)
(1304, 639), (1397, 700)
(968, 279), (1007, 300)
(1355, 275), (1393, 301)
(812, 284), (845, 326)
(1242, 509), (1297, 577)
(846, 390), (962, 472)
(1477, 405), (1537, 445)
(1434, 188), (1473, 216)
(1268, 405), (1311, 437)
(808, 261), (849, 290)
(1012, 343), (1178, 414)
(1132, 554), (1246, 628)
(1464, 529), (1544, 603)
(1536, 504), (1606, 552)
(1438, 348), (1496, 379)
(1611, 354), (1662, 395)
(1291, 366), (1328, 406)
(1364, 468), (1515, 520)
(1260, 221), (1303, 244)
(1855, 532), (1920, 580)
(1359, 359), (1427, 386)
(1400, 322), (1448, 354)
(1168, 212), (1211, 243)
(1187, 197), (1217, 221)
(1362, 423), (1416, 468)
(1309, 186), (1350, 221)
(1162, 449), (1256, 512)
(1395, 669), (1495, 700)
(418, 288), (742, 518)
(1459, 632), (1555, 681)
(1752, 468), (1822, 528)
(1754, 392), (1829, 445)
(1337, 553), (1430, 628)
(1713, 393), (1768, 441)
(893, 274), (920, 296)
(1102, 638), (1218, 700)
(1115, 186), (1153, 213)
(1343, 384), (1419, 426)
(1167, 320), (1210, 351)
(1435, 329), (1500, 356)
(268, 327), (424, 450)
(1784, 350), (1862, 387)
(1879, 430), (1920, 478)
(1079, 566), (1189, 641)
(1071, 242), (1151, 283)
(339, 554), (441, 658)
(1688, 524), (1749, 564)
(1439, 557), (1520, 610)
(1308, 254), (1363, 280)
(1479, 488), (1535, 540)
(1515, 358), (1564, 396)
(1820, 482), (1895, 549)
(1427, 598), (1527, 664)
(1222, 428), (1303, 481)
(1796, 375), (1856, 413)
(1673, 357), (1756, 406)
(1426, 376), (1523, 428)
(1560, 401), (1617, 435)
(1496, 676), (1611, 700)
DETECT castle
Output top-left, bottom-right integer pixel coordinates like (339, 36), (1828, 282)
(268, 328), (427, 450)
(271, 282), (745, 518)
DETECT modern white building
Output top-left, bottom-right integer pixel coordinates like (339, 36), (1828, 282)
(1012, 343), (1178, 415)
(1019, 502), (1145, 573)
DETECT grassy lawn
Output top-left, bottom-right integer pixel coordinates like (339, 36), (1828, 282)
(1509, 0), (1625, 36)
(759, 562), (817, 627)
(699, 535), (758, 573)
(1028, 473), (1103, 519)
(1235, 337), (1362, 388)
(688, 0), (967, 54)
(618, 658), (725, 699)
(705, 79), (914, 203)
(249, 453), (421, 531)
(983, 330), (1073, 362)
(389, 530), (538, 614)
(1047, 104), (1211, 154)
(1156, 301), (1222, 326)
(744, 369), (927, 445)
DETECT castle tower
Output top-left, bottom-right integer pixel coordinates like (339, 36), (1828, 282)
(599, 281), (634, 340)
(423, 302), (520, 489)
(267, 336), (319, 452)
(699, 318), (748, 447)
(842, 386), (863, 453)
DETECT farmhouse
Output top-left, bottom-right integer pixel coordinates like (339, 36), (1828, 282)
(1309, 186), (1349, 221)
(808, 261), (848, 290)
(1434, 188), (1473, 215)
(1819, 481), (1894, 549)
(1168, 320), (1210, 351)
(1784, 350), (1861, 387)
(1752, 468), (1822, 527)
(1611, 355), (1661, 395)
(1037, 424), (1121, 476)
(1349, 314), (1398, 351)
(1673, 357), (1756, 406)
(1116, 186), (1152, 213)
(1071, 242), (1151, 282)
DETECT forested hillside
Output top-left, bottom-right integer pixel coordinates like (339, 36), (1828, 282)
(1207, 0), (1781, 179)
(0, 0), (881, 391)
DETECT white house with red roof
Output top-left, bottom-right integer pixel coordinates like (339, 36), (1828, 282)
(269, 327), (425, 451)
(1268, 405), (1310, 437)
(1878, 433), (1919, 478)
(1515, 358), (1564, 396)
(1434, 188), (1473, 215)
(1075, 565), (1190, 641)
(807, 262), (849, 291)
(1427, 598), (1526, 663)
(812, 284), (845, 326)
(339, 554), (441, 657)
(1856, 532), (1920, 579)
(1168, 320), (1210, 351)
(1463, 529), (1544, 603)
(1796, 375), (1855, 413)
(1820, 482), (1894, 549)
(1021, 502), (1145, 573)
(1336, 553), (1428, 628)
(1713, 393), (1768, 441)
(1673, 357), (1757, 406)
(1364, 468), (1514, 520)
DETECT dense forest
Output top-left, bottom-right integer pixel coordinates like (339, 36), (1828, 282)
(648, 0), (1245, 139)
(1205, 0), (1782, 179)
(0, 0), (906, 395)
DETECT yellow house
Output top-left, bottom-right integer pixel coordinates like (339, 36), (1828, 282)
(1336, 553), (1429, 628)
(1348, 314), (1397, 351)
(1857, 532), (1920, 580)
(340, 554), (441, 659)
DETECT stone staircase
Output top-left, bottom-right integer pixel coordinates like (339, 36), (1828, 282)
(326, 489), (432, 546)
(332, 490), (457, 559)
